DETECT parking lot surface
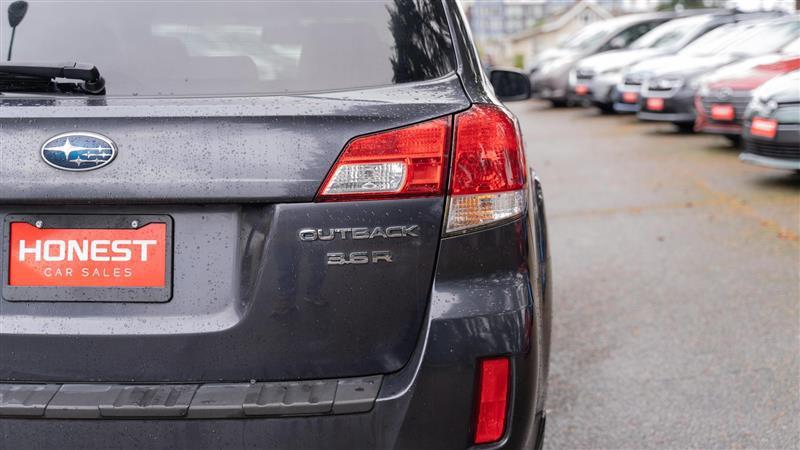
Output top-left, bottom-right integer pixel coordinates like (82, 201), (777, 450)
(509, 101), (799, 449)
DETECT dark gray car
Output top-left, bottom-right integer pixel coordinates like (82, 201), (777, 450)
(0, 1), (550, 449)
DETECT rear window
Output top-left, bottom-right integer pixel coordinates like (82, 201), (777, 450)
(3, 0), (456, 97)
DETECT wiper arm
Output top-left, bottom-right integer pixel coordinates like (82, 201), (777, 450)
(0, 62), (105, 94)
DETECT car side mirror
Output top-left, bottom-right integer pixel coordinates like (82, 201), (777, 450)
(488, 68), (532, 102)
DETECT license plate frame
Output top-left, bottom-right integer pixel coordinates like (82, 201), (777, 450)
(2, 214), (173, 302)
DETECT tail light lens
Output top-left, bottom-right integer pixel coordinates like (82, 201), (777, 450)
(316, 105), (527, 233)
(474, 357), (511, 445)
(446, 105), (527, 233)
(316, 117), (451, 201)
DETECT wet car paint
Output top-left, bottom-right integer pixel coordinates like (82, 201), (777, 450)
(0, 1), (551, 448)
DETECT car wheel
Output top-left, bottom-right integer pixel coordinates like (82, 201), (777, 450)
(675, 123), (694, 133)
(549, 99), (568, 108)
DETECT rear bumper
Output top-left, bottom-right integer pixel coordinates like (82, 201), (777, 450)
(0, 180), (552, 450)
(1, 407), (548, 450)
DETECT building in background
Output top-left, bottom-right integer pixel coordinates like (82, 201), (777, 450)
(464, 1), (552, 41)
(506, 1), (613, 68)
(463, 0), (558, 65)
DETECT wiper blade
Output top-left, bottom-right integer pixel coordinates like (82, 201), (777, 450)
(0, 62), (105, 95)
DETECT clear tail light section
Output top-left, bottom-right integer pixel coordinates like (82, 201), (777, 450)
(316, 117), (451, 201)
(446, 105), (527, 233)
(473, 356), (511, 445)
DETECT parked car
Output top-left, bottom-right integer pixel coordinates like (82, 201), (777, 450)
(608, 11), (783, 114)
(530, 12), (677, 107)
(571, 12), (729, 112)
(695, 37), (800, 145)
(740, 70), (800, 171)
(0, 1), (551, 449)
(636, 16), (800, 131)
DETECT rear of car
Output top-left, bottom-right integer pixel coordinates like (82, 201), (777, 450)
(694, 38), (800, 143)
(637, 17), (800, 130)
(740, 70), (800, 171)
(0, 1), (551, 449)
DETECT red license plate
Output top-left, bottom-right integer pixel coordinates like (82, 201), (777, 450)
(8, 222), (168, 287)
(622, 92), (639, 103)
(710, 104), (735, 121)
(750, 117), (778, 139)
(574, 84), (589, 95)
(646, 98), (664, 111)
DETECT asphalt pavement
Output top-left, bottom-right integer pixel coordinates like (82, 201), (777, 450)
(508, 101), (800, 449)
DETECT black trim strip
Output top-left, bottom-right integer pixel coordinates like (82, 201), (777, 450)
(0, 376), (382, 419)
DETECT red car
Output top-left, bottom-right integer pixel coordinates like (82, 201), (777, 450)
(695, 40), (800, 144)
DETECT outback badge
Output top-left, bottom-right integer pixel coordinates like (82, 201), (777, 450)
(41, 132), (117, 171)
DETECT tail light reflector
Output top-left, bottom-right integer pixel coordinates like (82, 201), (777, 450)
(474, 357), (511, 445)
(316, 117), (451, 201)
(446, 105), (527, 233)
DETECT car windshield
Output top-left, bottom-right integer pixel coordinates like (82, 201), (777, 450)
(630, 16), (707, 50)
(561, 21), (615, 51)
(1, 0), (455, 97)
(725, 20), (800, 57)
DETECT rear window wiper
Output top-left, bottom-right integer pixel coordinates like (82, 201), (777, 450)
(0, 62), (105, 95)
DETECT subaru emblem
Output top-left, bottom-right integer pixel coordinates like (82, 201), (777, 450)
(41, 132), (117, 171)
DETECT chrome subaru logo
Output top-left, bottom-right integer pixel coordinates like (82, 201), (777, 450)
(41, 132), (117, 171)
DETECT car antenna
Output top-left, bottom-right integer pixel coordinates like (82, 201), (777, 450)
(7, 1), (29, 61)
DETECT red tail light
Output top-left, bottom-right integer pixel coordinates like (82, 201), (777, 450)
(450, 105), (525, 195)
(446, 104), (527, 233)
(473, 357), (511, 445)
(316, 117), (451, 201)
(316, 105), (527, 233)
